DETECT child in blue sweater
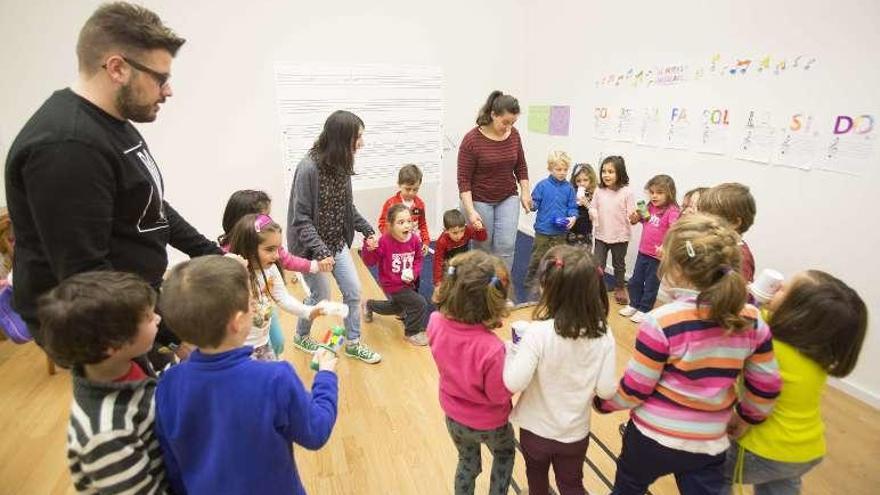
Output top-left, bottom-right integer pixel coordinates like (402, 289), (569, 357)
(155, 256), (339, 495)
(525, 150), (578, 288)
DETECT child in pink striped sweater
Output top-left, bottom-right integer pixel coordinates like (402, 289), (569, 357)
(595, 213), (781, 495)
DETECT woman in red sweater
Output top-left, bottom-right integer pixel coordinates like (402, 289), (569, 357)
(457, 90), (531, 273)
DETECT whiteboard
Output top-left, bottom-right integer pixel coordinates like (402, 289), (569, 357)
(274, 63), (443, 192)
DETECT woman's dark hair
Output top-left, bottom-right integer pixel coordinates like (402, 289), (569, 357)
(386, 203), (410, 224)
(598, 155), (629, 189)
(476, 90), (520, 126)
(227, 213), (285, 300)
(309, 110), (364, 176)
(533, 245), (609, 339)
(219, 190), (271, 245)
(770, 270), (867, 377)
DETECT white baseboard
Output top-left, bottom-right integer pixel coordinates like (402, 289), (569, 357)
(828, 377), (880, 409)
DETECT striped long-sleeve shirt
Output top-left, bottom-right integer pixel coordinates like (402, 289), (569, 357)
(596, 289), (781, 454)
(67, 357), (167, 494)
(457, 126), (528, 203)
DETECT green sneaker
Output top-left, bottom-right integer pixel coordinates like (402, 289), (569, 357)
(344, 341), (382, 364)
(292, 334), (319, 354)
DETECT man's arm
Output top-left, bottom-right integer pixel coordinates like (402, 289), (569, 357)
(21, 142), (115, 277)
(165, 203), (222, 257)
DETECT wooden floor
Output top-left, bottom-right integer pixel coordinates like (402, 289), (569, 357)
(1, 250), (877, 494)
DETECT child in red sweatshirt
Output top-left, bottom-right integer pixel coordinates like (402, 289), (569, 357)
(433, 209), (487, 286)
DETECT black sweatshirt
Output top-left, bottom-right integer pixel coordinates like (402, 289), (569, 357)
(5, 88), (220, 330)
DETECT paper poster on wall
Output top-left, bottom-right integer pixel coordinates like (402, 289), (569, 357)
(772, 113), (819, 170)
(613, 107), (637, 142)
(528, 105), (551, 134)
(593, 107), (613, 140)
(697, 108), (731, 155)
(274, 63), (442, 191)
(549, 106), (571, 136)
(663, 107), (692, 150)
(816, 114), (875, 176)
(736, 110), (776, 164)
(637, 107), (663, 147)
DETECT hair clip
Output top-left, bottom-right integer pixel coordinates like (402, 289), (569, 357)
(720, 265), (733, 275)
(446, 265), (456, 277)
(554, 258), (564, 268)
(254, 214), (273, 233)
(685, 240), (696, 258)
(488, 275), (506, 291)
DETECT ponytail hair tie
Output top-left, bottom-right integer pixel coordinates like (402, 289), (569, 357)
(447, 265), (456, 277)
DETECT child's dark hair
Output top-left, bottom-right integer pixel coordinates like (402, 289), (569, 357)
(533, 245), (609, 339)
(476, 90), (520, 126)
(398, 164), (423, 185)
(570, 163), (597, 194)
(646, 174), (678, 207)
(598, 156), (629, 188)
(159, 256), (250, 348)
(770, 271), (867, 377)
(443, 209), (467, 230)
(228, 213), (285, 297)
(433, 250), (510, 329)
(386, 203), (411, 225)
(698, 183), (756, 234)
(659, 214), (752, 332)
(219, 190), (271, 245)
(37, 271), (156, 367)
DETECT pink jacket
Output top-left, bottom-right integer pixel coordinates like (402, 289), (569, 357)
(221, 244), (316, 274)
(589, 186), (636, 243)
(427, 312), (512, 430)
(637, 203), (681, 258)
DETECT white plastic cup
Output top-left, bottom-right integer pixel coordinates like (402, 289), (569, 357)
(749, 269), (785, 304)
(511, 320), (529, 344)
(316, 300), (350, 319)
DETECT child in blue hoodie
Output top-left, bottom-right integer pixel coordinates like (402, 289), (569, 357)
(155, 256), (339, 495)
(525, 151), (578, 288)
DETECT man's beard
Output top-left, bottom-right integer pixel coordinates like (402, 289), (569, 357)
(116, 82), (158, 123)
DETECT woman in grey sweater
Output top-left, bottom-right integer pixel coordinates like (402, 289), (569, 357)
(287, 110), (381, 364)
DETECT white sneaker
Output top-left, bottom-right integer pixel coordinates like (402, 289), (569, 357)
(630, 311), (646, 323)
(618, 305), (637, 317)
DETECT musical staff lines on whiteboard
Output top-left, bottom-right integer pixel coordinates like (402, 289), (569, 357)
(275, 64), (443, 191)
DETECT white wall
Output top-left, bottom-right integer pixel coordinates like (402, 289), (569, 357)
(0, 0), (527, 249)
(519, 0), (880, 406)
(2, 0), (878, 406)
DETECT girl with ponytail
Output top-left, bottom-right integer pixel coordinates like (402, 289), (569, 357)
(457, 90), (531, 273)
(595, 214), (782, 495)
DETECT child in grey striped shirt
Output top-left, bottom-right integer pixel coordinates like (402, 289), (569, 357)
(39, 271), (168, 494)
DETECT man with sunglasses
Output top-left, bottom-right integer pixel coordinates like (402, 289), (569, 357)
(4, 2), (221, 352)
